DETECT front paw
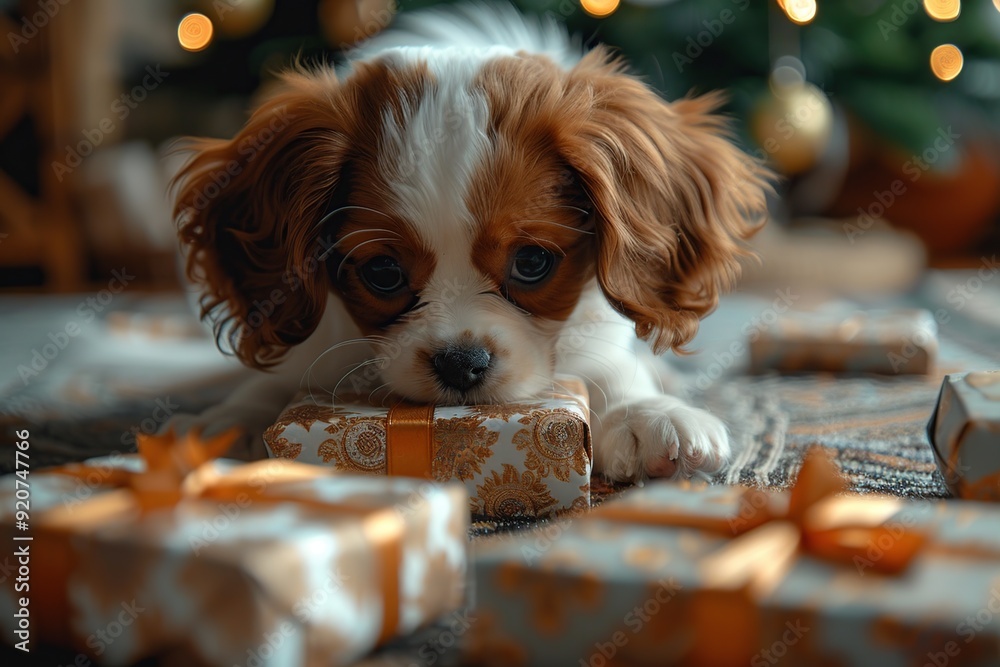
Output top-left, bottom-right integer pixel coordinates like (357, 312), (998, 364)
(160, 406), (273, 461)
(595, 397), (730, 482)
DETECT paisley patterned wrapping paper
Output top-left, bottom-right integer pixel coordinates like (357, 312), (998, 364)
(748, 308), (938, 375)
(0, 455), (469, 666)
(264, 378), (592, 519)
(468, 462), (1000, 666)
(928, 370), (1000, 501)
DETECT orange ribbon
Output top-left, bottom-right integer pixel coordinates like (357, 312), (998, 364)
(386, 403), (436, 478)
(593, 448), (928, 572)
(35, 430), (405, 649)
(381, 377), (591, 479)
(591, 449), (931, 665)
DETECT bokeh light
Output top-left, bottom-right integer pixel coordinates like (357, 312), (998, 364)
(930, 44), (964, 81)
(178, 13), (214, 52)
(580, 0), (620, 18)
(924, 0), (960, 21)
(779, 0), (817, 25)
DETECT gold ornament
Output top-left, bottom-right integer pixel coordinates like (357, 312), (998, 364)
(750, 78), (833, 175)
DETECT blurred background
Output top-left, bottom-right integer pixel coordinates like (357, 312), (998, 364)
(1, 0), (999, 293)
(1, 0), (1000, 456)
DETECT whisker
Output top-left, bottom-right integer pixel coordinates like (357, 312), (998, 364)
(556, 204), (592, 216)
(302, 337), (381, 401)
(519, 218), (595, 235)
(530, 371), (605, 431)
(555, 339), (634, 401)
(561, 320), (635, 330)
(314, 205), (395, 230)
(318, 227), (403, 262)
(367, 381), (392, 406)
(334, 228), (403, 248)
(556, 332), (635, 356)
(329, 358), (386, 405)
(337, 237), (397, 278)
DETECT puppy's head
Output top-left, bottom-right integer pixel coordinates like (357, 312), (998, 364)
(174, 47), (768, 403)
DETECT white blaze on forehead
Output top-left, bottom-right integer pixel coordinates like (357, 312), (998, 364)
(376, 48), (493, 260)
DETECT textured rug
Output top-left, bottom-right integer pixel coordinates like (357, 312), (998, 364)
(1, 270), (998, 665)
(3, 271), (999, 512)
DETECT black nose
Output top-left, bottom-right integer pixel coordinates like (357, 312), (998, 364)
(432, 345), (491, 392)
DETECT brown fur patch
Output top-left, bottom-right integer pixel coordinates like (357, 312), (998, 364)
(470, 55), (595, 322)
(475, 50), (771, 351)
(173, 59), (432, 367)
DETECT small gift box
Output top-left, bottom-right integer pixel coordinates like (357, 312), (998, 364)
(468, 451), (1000, 666)
(0, 432), (469, 666)
(748, 307), (937, 374)
(264, 378), (592, 519)
(927, 370), (1000, 501)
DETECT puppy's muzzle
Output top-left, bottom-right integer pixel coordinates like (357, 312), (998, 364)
(432, 344), (492, 392)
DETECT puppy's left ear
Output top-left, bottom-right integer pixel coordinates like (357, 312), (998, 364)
(563, 48), (772, 353)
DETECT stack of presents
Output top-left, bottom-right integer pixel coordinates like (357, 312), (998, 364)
(2, 309), (999, 665)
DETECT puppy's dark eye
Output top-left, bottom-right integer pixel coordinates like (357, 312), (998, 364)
(359, 256), (407, 294)
(510, 246), (554, 285)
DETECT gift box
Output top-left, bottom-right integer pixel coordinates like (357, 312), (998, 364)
(748, 308), (938, 374)
(0, 431), (469, 666)
(264, 378), (592, 519)
(927, 370), (1000, 501)
(468, 451), (1000, 666)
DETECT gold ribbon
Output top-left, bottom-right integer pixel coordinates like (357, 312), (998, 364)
(386, 403), (436, 478)
(35, 430), (405, 649)
(591, 449), (931, 665)
(381, 378), (590, 479)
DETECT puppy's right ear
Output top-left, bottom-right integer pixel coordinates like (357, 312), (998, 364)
(172, 68), (350, 369)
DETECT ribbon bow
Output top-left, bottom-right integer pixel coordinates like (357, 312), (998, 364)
(38, 430), (405, 647)
(591, 449), (930, 665)
(593, 448), (928, 575)
(52, 428), (241, 511)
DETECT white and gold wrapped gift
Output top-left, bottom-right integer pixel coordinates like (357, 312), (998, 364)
(0, 431), (468, 666)
(264, 377), (593, 519)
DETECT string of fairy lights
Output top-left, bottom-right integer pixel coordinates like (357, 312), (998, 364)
(174, 0), (987, 83)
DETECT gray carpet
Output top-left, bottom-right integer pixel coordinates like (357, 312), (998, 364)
(1, 270), (998, 666)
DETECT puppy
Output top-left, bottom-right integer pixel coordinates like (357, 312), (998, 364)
(169, 3), (769, 481)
